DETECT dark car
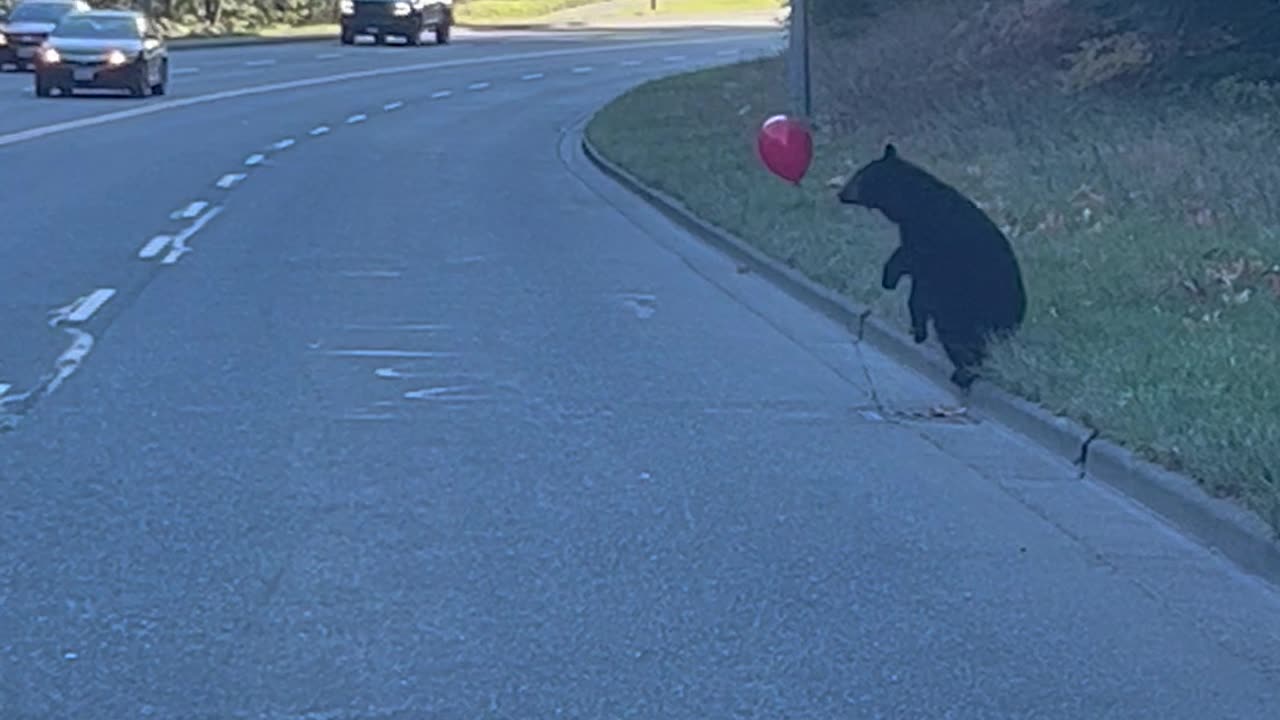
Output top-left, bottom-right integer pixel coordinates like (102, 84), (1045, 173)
(339, 0), (453, 46)
(33, 9), (168, 98)
(0, 0), (89, 71)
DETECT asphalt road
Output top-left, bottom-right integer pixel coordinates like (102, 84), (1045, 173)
(1, 27), (1279, 720)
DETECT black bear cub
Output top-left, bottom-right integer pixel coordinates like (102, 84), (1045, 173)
(837, 144), (1027, 389)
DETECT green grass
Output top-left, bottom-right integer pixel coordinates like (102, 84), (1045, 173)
(255, 23), (341, 38)
(601, 0), (784, 13)
(586, 7), (1280, 536)
(455, 0), (605, 22)
(457, 0), (781, 23)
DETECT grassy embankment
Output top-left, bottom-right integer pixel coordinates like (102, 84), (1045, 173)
(587, 0), (1280, 535)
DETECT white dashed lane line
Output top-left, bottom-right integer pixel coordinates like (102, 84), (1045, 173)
(45, 328), (94, 396)
(320, 350), (459, 359)
(57, 287), (117, 324)
(162, 206), (225, 265)
(173, 200), (208, 220)
(216, 172), (247, 189)
(2, 46), (753, 419)
(138, 235), (172, 260)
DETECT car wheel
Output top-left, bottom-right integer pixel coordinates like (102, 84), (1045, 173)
(129, 62), (150, 98)
(436, 20), (451, 44)
(151, 59), (167, 95)
(340, 29), (354, 44)
(373, 33), (385, 45)
(33, 71), (50, 97)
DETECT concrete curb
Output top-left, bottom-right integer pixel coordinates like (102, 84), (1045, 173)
(579, 125), (1280, 588)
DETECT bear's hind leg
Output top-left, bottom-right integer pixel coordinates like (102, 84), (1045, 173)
(907, 279), (930, 344)
(937, 331), (986, 390)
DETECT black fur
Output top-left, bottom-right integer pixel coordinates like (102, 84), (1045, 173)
(838, 144), (1027, 389)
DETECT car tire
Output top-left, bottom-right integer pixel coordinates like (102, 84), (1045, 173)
(151, 59), (167, 96)
(340, 29), (354, 45)
(129, 62), (150, 98)
(373, 33), (385, 45)
(436, 20), (451, 44)
(34, 71), (50, 97)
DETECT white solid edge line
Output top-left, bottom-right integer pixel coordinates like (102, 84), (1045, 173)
(245, 153), (265, 166)
(138, 235), (172, 259)
(245, 59), (277, 66)
(162, 206), (225, 265)
(66, 288), (116, 323)
(216, 172), (247, 188)
(0, 34), (773, 148)
(171, 67), (199, 74)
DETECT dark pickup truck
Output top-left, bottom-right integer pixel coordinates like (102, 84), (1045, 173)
(339, 0), (454, 46)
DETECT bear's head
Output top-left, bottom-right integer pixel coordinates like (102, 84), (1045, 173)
(837, 143), (917, 224)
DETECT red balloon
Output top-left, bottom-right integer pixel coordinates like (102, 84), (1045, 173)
(756, 114), (813, 184)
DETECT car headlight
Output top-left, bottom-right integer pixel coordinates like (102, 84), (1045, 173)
(393, 1), (411, 16)
(106, 50), (126, 66)
(41, 47), (59, 63)
(340, 0), (354, 15)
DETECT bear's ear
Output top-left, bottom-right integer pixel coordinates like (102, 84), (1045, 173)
(883, 143), (898, 159)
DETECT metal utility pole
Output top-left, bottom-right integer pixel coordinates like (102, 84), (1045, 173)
(785, 0), (812, 119)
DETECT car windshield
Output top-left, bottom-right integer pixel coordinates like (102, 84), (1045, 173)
(52, 15), (141, 39)
(8, 2), (75, 23)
